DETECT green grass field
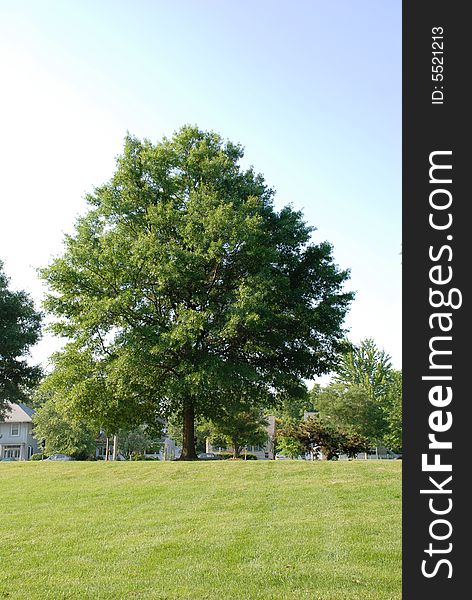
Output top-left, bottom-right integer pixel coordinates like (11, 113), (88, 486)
(0, 461), (401, 600)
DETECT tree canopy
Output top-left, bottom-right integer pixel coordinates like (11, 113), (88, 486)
(312, 383), (385, 445)
(206, 407), (269, 458)
(32, 394), (96, 459)
(381, 369), (402, 453)
(333, 338), (393, 401)
(0, 260), (42, 416)
(314, 338), (402, 451)
(285, 415), (370, 461)
(41, 126), (353, 458)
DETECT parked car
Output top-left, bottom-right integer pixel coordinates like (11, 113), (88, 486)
(197, 452), (221, 460)
(45, 454), (75, 461)
(275, 453), (290, 460)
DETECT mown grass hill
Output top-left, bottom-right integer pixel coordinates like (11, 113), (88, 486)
(0, 461), (401, 600)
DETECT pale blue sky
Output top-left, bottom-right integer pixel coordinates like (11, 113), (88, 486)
(0, 1), (401, 372)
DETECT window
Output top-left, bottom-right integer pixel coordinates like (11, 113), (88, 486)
(10, 424), (19, 436)
(3, 446), (21, 459)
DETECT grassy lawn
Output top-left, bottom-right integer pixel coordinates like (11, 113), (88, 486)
(0, 461), (401, 600)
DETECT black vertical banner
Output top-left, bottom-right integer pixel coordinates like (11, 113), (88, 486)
(403, 2), (470, 598)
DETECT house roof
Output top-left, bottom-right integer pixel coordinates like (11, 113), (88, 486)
(1, 402), (35, 423)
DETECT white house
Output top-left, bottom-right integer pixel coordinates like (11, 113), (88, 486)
(0, 402), (38, 460)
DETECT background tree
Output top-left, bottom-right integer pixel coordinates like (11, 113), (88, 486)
(0, 260), (42, 416)
(272, 384), (314, 458)
(322, 338), (402, 449)
(338, 430), (370, 459)
(296, 415), (344, 460)
(276, 421), (306, 458)
(41, 126), (353, 459)
(334, 338), (393, 401)
(274, 383), (314, 423)
(381, 370), (402, 453)
(312, 383), (385, 446)
(32, 395), (96, 459)
(207, 407), (268, 458)
(118, 424), (164, 458)
(284, 415), (370, 460)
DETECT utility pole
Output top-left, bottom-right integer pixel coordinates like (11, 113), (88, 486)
(112, 435), (117, 461)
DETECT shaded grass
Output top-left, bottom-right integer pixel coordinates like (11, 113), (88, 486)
(0, 461), (401, 599)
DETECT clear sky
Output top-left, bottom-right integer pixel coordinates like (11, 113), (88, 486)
(0, 1), (401, 374)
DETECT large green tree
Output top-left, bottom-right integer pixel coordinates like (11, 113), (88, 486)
(41, 126), (353, 459)
(0, 260), (42, 416)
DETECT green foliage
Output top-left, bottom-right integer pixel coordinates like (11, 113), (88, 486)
(165, 415), (184, 448)
(321, 339), (402, 450)
(313, 383), (385, 445)
(34, 346), (156, 441)
(40, 126), (353, 457)
(273, 382), (314, 423)
(276, 434), (305, 459)
(130, 453), (159, 461)
(298, 416), (344, 460)
(214, 452), (233, 460)
(119, 424), (164, 457)
(338, 430), (371, 459)
(334, 338), (393, 402)
(32, 395), (96, 460)
(283, 415), (370, 460)
(207, 407), (268, 458)
(381, 370), (402, 453)
(273, 385), (316, 458)
(29, 453), (45, 461)
(0, 260), (42, 415)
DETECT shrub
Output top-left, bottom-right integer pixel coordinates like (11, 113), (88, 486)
(215, 452), (257, 460)
(29, 453), (45, 461)
(215, 452), (233, 460)
(130, 453), (159, 461)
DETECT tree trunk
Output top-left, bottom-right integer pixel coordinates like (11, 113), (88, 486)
(232, 439), (240, 459)
(105, 436), (109, 461)
(179, 401), (198, 460)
